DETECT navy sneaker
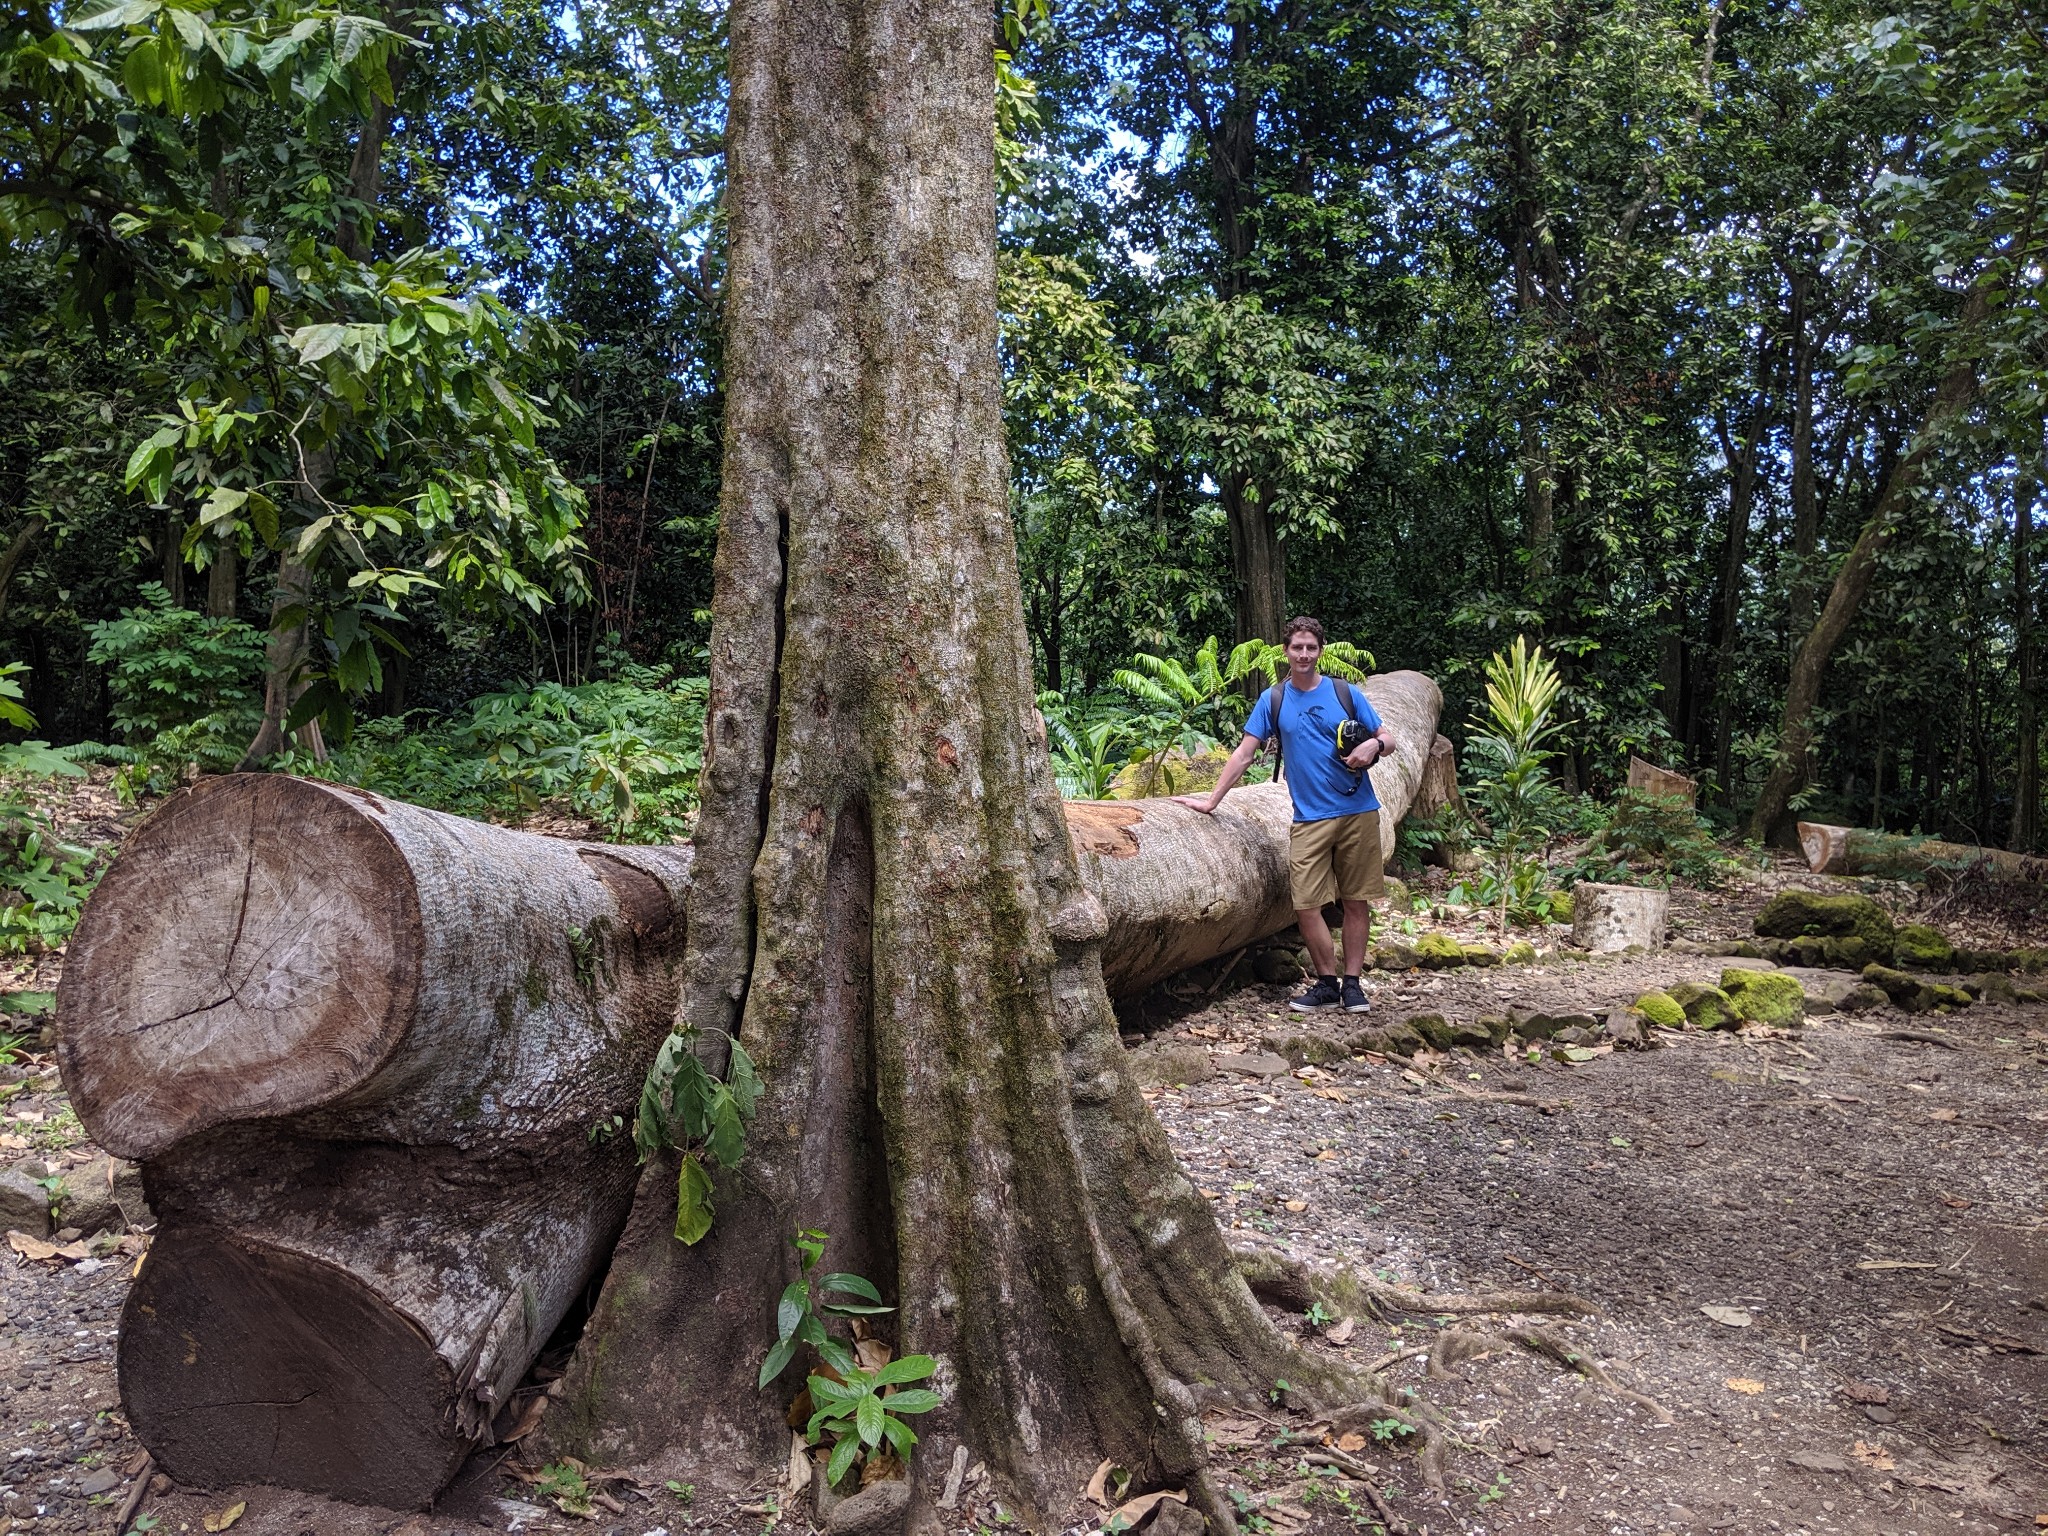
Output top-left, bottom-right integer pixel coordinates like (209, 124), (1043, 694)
(1290, 975), (1343, 1012)
(1342, 976), (1372, 1013)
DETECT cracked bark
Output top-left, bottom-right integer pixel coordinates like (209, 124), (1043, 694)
(546, 0), (1337, 1527)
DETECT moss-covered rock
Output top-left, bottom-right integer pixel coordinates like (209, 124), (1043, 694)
(1460, 943), (1500, 967)
(1667, 981), (1736, 1030)
(1253, 949), (1306, 985)
(1862, 963), (1934, 1013)
(1449, 1020), (1496, 1051)
(1371, 940), (1421, 971)
(1972, 972), (2018, 1003)
(1720, 968), (1806, 1028)
(1548, 890), (1575, 922)
(1415, 931), (1466, 969)
(1376, 1020), (1424, 1056)
(1383, 877), (1414, 915)
(1259, 1031), (1350, 1066)
(1508, 1006), (1599, 1040)
(1632, 990), (1687, 1030)
(1476, 1013), (1513, 1044)
(1501, 941), (1537, 965)
(1838, 983), (1888, 1013)
(1106, 746), (1233, 799)
(1404, 1013), (1455, 1050)
(1753, 890), (1896, 960)
(1704, 939), (1764, 959)
(1820, 936), (1875, 969)
(1929, 983), (1973, 1010)
(1893, 923), (1955, 971)
(1126, 1041), (1218, 1088)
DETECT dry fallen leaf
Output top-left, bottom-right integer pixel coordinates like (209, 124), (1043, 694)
(1855, 1260), (1937, 1272)
(1104, 1488), (1187, 1529)
(1725, 1378), (1767, 1395)
(1198, 1188), (1220, 1200)
(1314, 1146), (1340, 1159)
(1928, 1108), (1958, 1122)
(6, 1231), (89, 1263)
(1700, 1304), (1753, 1328)
(1312, 1088), (1351, 1104)
(203, 1503), (247, 1532)
(1283, 1199), (1308, 1213)
(1852, 1440), (1896, 1471)
(1335, 1432), (1367, 1453)
(1324, 1317), (1356, 1346)
(1941, 1195), (1973, 1210)
(855, 1338), (892, 1372)
(1841, 1381), (1890, 1406)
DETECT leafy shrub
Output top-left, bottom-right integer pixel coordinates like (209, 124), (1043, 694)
(1462, 637), (1565, 933)
(0, 663), (98, 955)
(289, 658), (709, 841)
(1562, 787), (1741, 887)
(1113, 634), (1371, 779)
(83, 583), (266, 781)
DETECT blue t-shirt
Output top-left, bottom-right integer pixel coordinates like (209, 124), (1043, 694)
(1242, 677), (1384, 822)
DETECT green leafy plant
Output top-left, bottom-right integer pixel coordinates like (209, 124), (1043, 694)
(81, 585), (266, 782)
(1044, 713), (1133, 800)
(531, 1461), (592, 1517)
(633, 1030), (762, 1244)
(1448, 858), (1552, 928)
(1369, 1415), (1416, 1443)
(759, 1228), (897, 1387)
(1303, 1301), (1332, 1328)
(805, 1353), (943, 1487)
(1462, 638), (1565, 936)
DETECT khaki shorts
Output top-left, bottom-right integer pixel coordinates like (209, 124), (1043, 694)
(1288, 811), (1384, 910)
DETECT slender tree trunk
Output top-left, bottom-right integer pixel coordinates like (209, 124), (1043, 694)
(0, 515), (44, 623)
(205, 543), (237, 619)
(549, 1), (1331, 1526)
(1748, 292), (1987, 842)
(1224, 470), (1287, 646)
(1712, 398), (1766, 795)
(160, 510), (186, 606)
(237, 450), (328, 769)
(1786, 267), (1820, 634)
(2016, 441), (2040, 851)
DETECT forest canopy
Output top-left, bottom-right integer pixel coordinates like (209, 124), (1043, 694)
(2, 0), (2043, 850)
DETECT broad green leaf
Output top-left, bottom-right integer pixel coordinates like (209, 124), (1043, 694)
(881, 1415), (917, 1460)
(672, 1152), (714, 1245)
(703, 1089), (745, 1169)
(854, 1392), (884, 1448)
(825, 1434), (860, 1487)
(292, 323), (349, 363)
(725, 1038), (762, 1118)
(776, 1280), (809, 1342)
(69, 0), (160, 29)
(871, 1354), (935, 1387)
(331, 13), (374, 65)
(816, 1338), (857, 1377)
(877, 1388), (940, 1414)
(817, 1273), (883, 1304)
(756, 1334), (798, 1390)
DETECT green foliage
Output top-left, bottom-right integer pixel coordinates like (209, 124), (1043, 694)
(632, 1028), (761, 1244)
(286, 661), (707, 840)
(1569, 788), (1740, 887)
(531, 1462), (592, 1518)
(1113, 635), (1371, 772)
(0, 805), (100, 956)
(758, 1228), (895, 1389)
(84, 584), (266, 778)
(806, 1354), (941, 1487)
(1462, 639), (1565, 933)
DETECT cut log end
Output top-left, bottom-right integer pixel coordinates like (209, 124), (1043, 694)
(121, 1224), (465, 1509)
(58, 776), (423, 1160)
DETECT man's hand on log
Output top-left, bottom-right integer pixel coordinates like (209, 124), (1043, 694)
(1170, 794), (1218, 814)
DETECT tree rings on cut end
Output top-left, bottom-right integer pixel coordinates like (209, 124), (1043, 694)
(121, 1224), (465, 1508)
(58, 774), (422, 1160)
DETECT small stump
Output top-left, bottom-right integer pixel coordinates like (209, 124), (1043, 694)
(1571, 882), (1669, 954)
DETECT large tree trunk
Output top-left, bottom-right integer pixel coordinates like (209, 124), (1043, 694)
(1224, 470), (1287, 647)
(1796, 820), (2048, 882)
(1079, 670), (1440, 996)
(1748, 290), (1987, 843)
(2016, 439), (2040, 852)
(55, 774), (692, 1507)
(545, 1), (1337, 1527)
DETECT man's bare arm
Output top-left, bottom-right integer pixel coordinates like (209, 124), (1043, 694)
(1172, 734), (1263, 815)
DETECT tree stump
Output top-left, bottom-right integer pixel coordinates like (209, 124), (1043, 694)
(1570, 883), (1669, 953)
(1626, 756), (1697, 807)
(56, 774), (692, 1507)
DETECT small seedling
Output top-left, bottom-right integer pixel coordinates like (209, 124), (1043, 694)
(588, 1113), (624, 1145)
(665, 1479), (695, 1504)
(532, 1461), (592, 1516)
(1368, 1416), (1415, 1443)
(1476, 1471), (1511, 1507)
(1304, 1302), (1333, 1328)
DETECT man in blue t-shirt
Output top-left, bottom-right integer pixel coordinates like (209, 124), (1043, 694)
(1175, 616), (1395, 1013)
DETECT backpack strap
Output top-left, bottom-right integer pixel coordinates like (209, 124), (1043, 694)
(1265, 680), (1288, 779)
(1333, 678), (1359, 721)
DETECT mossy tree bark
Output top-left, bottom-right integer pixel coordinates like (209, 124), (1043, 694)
(551, 0), (1333, 1525)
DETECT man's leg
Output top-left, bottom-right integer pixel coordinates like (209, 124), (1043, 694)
(1296, 905), (1339, 976)
(1339, 898), (1373, 977)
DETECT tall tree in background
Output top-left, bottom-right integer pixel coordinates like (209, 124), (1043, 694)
(552, 0), (1324, 1525)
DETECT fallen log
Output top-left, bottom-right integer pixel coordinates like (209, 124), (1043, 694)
(1074, 670), (1442, 996)
(1796, 822), (2048, 882)
(56, 774), (692, 1507)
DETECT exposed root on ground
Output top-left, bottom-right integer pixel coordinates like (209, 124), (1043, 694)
(1427, 1328), (1505, 1379)
(1298, 1448), (1412, 1535)
(1507, 1325), (1674, 1423)
(1230, 1238), (1602, 1322)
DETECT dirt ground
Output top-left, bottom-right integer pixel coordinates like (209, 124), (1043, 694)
(3, 804), (2046, 1536)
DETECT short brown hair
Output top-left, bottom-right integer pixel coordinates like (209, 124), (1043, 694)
(1281, 616), (1325, 646)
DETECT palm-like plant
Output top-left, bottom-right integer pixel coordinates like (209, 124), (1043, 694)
(1462, 637), (1565, 935)
(1113, 635), (1376, 786)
